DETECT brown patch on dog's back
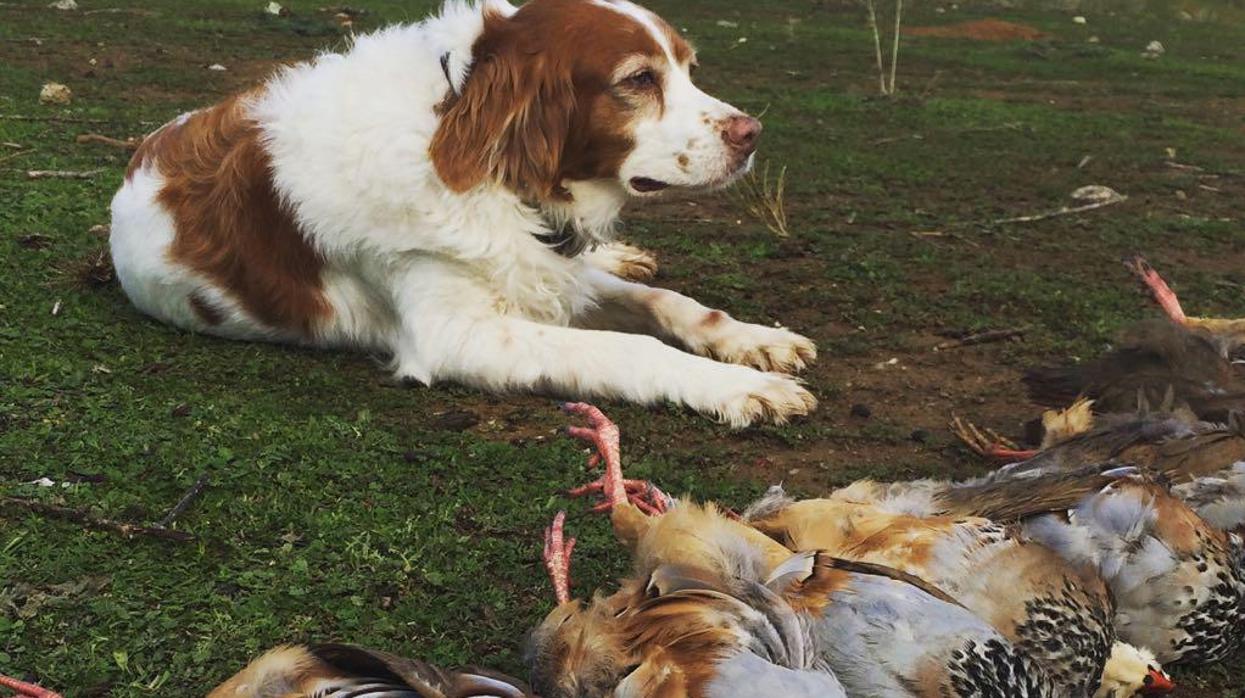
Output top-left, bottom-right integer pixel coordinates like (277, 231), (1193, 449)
(139, 92), (330, 336)
(189, 292), (225, 326)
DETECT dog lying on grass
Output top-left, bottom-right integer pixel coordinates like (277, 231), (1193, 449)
(109, 0), (816, 427)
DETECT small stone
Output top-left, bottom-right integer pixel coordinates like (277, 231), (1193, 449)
(265, 1), (286, 15)
(1072, 15), (1087, 24)
(39, 82), (72, 105)
(48, 0), (77, 9)
(849, 403), (872, 419)
(1145, 40), (1165, 55)
(207, 63), (228, 72)
(1087, 35), (1100, 43)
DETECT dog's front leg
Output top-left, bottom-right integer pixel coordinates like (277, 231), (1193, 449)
(576, 267), (817, 374)
(389, 264), (814, 427)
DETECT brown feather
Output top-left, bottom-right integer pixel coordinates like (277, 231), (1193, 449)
(935, 466), (1125, 521)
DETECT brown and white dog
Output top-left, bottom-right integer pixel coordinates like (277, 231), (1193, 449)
(109, 0), (817, 427)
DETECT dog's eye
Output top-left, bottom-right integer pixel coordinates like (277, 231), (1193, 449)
(688, 62), (699, 76)
(623, 69), (657, 89)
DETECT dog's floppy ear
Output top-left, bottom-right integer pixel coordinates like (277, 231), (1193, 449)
(430, 16), (574, 202)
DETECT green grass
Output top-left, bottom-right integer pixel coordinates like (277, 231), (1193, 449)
(2, 0), (1245, 695)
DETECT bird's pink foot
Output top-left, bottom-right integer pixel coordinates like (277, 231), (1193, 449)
(0, 675), (63, 698)
(569, 477), (671, 515)
(542, 511), (576, 606)
(1123, 255), (1188, 324)
(951, 415), (1038, 462)
(562, 402), (671, 514)
(562, 402), (621, 472)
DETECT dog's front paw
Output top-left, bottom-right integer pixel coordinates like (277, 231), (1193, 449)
(588, 242), (659, 282)
(708, 323), (817, 374)
(711, 371), (817, 428)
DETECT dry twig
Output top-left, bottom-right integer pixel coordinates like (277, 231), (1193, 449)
(157, 475), (210, 528)
(991, 196), (1125, 224)
(0, 148), (30, 165)
(76, 132), (141, 150)
(2, 496), (195, 543)
(0, 114), (158, 126)
(26, 168), (104, 180)
(934, 326), (1028, 350)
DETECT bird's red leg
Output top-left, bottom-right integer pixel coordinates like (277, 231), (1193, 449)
(985, 445), (1039, 461)
(0, 675), (64, 698)
(542, 511), (576, 606)
(1123, 255), (1188, 324)
(562, 402), (670, 515)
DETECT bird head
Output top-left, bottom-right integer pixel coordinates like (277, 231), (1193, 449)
(525, 591), (635, 698)
(1094, 642), (1174, 698)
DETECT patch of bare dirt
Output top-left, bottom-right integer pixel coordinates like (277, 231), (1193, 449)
(904, 19), (1049, 42)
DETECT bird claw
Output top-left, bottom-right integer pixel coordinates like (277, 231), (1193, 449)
(569, 476), (671, 515)
(950, 415), (1037, 462)
(561, 403), (671, 514)
(561, 403), (671, 515)
(0, 675), (64, 698)
(1123, 254), (1188, 324)
(543, 511), (576, 606)
(563, 402), (621, 466)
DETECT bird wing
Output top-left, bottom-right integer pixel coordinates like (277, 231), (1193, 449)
(310, 644), (532, 698)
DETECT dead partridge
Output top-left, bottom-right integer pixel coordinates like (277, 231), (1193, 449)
(1125, 254), (1245, 358)
(987, 409), (1245, 537)
(538, 403), (1064, 698)
(1025, 319), (1245, 422)
(843, 468), (1245, 667)
(1023, 255), (1245, 423)
(206, 643), (533, 697)
(743, 485), (1136, 697)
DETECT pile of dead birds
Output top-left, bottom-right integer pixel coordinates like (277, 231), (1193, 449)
(202, 256), (1243, 698)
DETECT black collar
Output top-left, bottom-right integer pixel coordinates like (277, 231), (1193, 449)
(439, 51), (457, 96)
(532, 224), (590, 258)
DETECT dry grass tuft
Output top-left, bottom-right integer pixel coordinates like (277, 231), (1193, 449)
(732, 160), (789, 237)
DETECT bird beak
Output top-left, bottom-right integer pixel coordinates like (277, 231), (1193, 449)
(1139, 667), (1176, 694)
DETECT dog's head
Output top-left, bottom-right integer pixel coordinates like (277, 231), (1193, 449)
(431, 0), (760, 204)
